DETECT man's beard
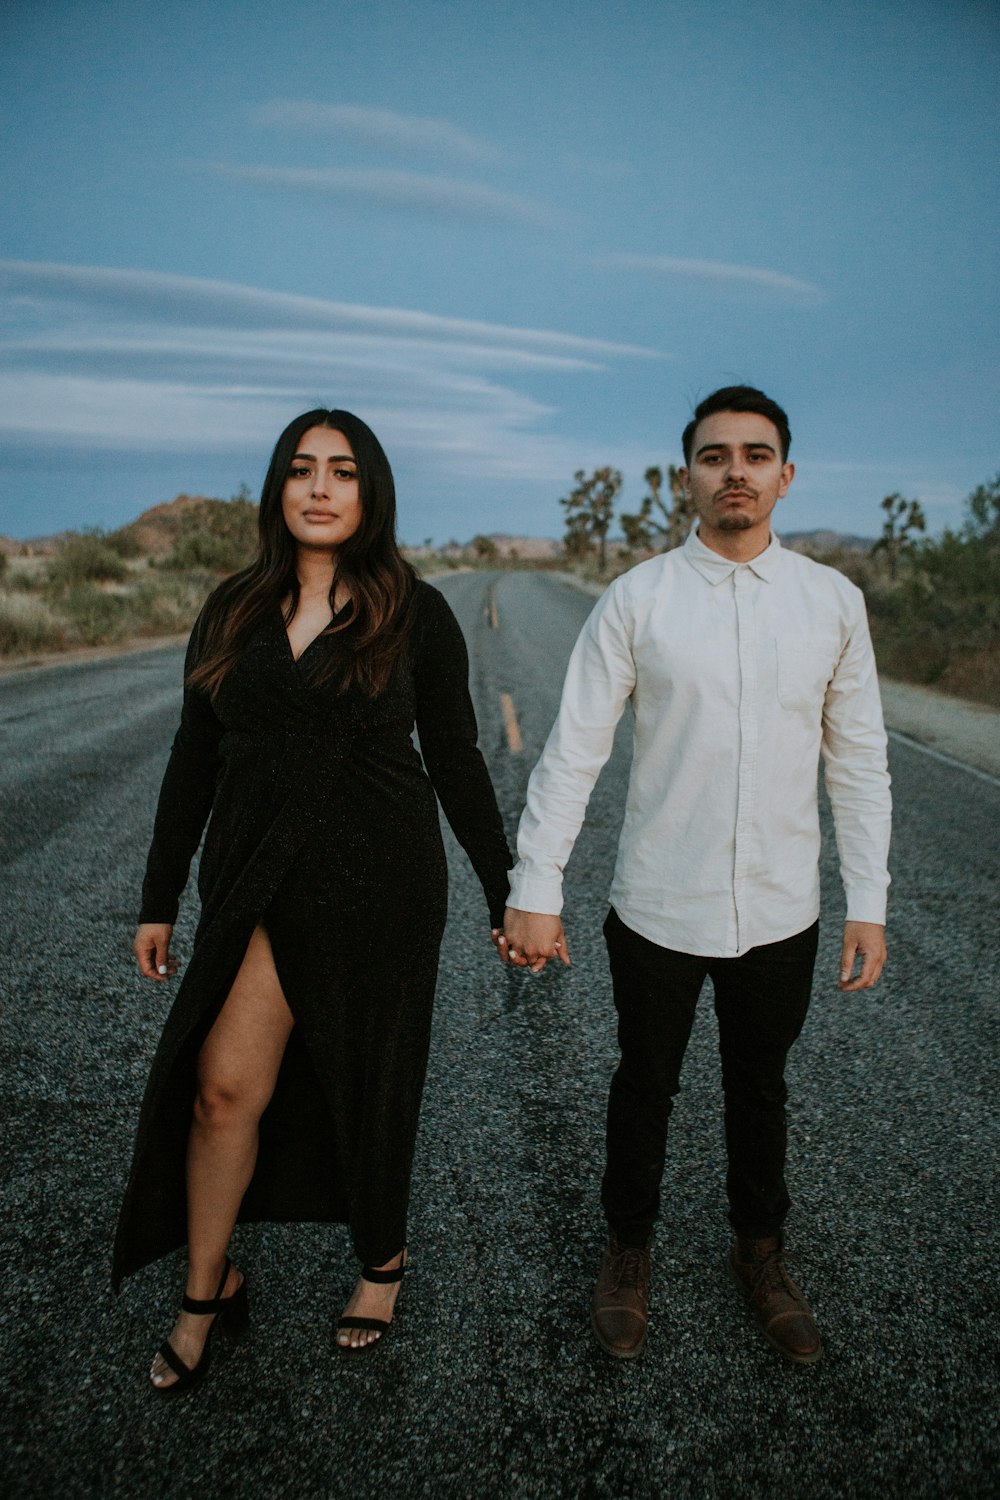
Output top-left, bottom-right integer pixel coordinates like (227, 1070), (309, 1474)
(715, 511), (753, 531)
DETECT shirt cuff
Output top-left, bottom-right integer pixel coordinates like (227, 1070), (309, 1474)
(506, 864), (564, 916)
(844, 883), (888, 926)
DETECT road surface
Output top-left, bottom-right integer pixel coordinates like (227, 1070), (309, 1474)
(2, 570), (997, 1498)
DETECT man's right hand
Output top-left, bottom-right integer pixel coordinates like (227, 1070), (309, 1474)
(133, 923), (177, 981)
(496, 908), (571, 973)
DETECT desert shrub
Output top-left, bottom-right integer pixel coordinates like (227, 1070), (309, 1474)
(0, 553), (7, 580)
(46, 531), (129, 591)
(159, 530), (247, 572)
(0, 592), (68, 653)
(3, 558), (46, 592)
(104, 526), (143, 559)
(125, 576), (211, 636)
(860, 475), (1000, 705)
(56, 583), (130, 645)
(156, 496), (258, 574)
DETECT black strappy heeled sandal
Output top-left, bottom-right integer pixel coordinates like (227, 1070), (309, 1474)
(150, 1257), (250, 1397)
(337, 1253), (407, 1354)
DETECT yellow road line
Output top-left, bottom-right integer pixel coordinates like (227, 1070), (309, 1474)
(489, 592), (499, 631)
(500, 692), (523, 753)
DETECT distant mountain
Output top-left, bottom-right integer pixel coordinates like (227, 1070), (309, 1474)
(781, 529), (874, 554)
(406, 533), (563, 561)
(597, 527), (875, 557)
(1, 531), (72, 556)
(3, 507), (875, 562)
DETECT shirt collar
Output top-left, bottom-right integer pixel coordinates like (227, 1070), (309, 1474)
(682, 526), (783, 585)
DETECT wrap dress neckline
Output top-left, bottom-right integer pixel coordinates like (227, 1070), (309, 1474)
(279, 597), (351, 665)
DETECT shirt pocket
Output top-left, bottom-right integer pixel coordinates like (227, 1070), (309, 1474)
(775, 638), (839, 713)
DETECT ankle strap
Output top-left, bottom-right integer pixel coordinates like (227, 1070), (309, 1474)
(182, 1256), (232, 1314)
(361, 1258), (406, 1284)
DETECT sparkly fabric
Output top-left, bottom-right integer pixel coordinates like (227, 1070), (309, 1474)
(112, 581), (511, 1287)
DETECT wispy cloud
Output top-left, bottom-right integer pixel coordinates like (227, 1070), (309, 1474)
(202, 162), (560, 230)
(0, 374), (297, 449)
(5, 327), (606, 377)
(255, 101), (503, 166)
(0, 261), (659, 360)
(0, 368), (595, 496)
(600, 253), (826, 306)
(0, 260), (661, 489)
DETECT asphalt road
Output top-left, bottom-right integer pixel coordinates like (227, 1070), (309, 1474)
(1, 570), (997, 1500)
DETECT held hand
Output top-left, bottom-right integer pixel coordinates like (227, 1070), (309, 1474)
(133, 923), (178, 982)
(495, 908), (571, 974)
(837, 921), (886, 992)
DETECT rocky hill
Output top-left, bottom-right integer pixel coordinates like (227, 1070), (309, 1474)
(116, 494), (219, 555)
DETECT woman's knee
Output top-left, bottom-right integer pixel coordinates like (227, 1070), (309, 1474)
(193, 1074), (269, 1130)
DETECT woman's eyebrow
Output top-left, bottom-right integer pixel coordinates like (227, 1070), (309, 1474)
(291, 452), (356, 463)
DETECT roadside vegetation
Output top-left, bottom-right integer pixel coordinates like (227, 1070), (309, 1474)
(0, 493), (259, 657)
(0, 494), (547, 661)
(559, 466), (1000, 708)
(3, 474), (998, 707)
(831, 476), (1000, 705)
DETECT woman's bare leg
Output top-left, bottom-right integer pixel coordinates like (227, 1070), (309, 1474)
(151, 925), (294, 1388)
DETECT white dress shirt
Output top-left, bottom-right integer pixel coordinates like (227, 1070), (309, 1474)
(508, 528), (891, 957)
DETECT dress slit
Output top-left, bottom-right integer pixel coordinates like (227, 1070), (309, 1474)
(113, 581), (512, 1290)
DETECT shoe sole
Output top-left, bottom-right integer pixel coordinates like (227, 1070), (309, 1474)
(590, 1307), (647, 1360)
(728, 1258), (823, 1366)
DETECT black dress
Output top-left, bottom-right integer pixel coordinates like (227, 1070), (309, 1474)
(112, 579), (511, 1289)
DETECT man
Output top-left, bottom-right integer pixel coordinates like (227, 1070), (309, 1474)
(497, 386), (890, 1365)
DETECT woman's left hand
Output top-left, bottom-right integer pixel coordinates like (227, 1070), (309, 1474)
(492, 913), (571, 974)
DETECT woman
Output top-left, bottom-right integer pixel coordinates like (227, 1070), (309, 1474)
(114, 409), (512, 1392)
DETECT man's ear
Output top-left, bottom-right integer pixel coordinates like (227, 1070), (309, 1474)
(778, 461), (795, 497)
(677, 467), (689, 490)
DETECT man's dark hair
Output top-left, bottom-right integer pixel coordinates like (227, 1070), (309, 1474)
(682, 385), (791, 464)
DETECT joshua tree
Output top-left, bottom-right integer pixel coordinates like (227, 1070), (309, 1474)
(560, 466), (622, 574)
(619, 464), (693, 553)
(964, 473), (1000, 546)
(871, 493), (926, 579)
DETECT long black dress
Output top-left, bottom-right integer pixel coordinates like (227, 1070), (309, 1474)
(112, 579), (511, 1289)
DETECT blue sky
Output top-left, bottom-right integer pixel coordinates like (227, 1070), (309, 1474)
(1, 0), (997, 544)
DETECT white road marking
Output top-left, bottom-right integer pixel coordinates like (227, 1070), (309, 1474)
(887, 728), (1000, 788)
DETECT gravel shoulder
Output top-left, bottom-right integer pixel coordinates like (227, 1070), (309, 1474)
(878, 678), (999, 778)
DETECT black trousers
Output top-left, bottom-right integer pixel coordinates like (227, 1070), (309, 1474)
(601, 907), (819, 1245)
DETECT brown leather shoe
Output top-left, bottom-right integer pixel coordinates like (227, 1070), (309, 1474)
(591, 1235), (651, 1359)
(730, 1233), (822, 1365)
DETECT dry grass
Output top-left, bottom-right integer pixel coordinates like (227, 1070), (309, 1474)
(0, 591), (69, 653)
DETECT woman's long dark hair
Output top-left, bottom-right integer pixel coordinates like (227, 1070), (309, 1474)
(187, 409), (417, 697)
